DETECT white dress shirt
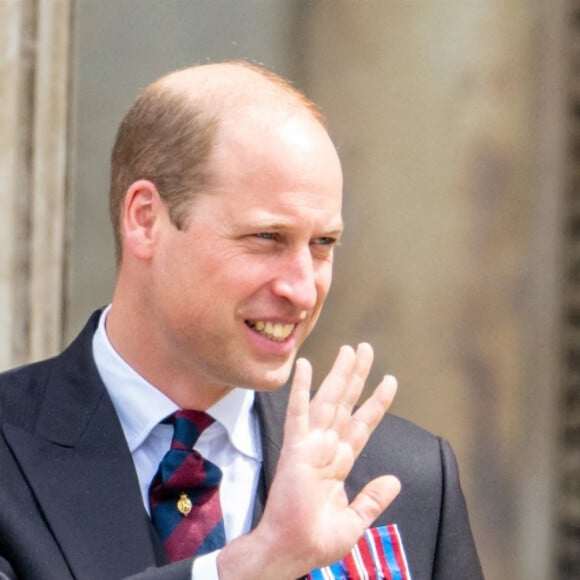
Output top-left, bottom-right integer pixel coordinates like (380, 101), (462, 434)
(92, 306), (263, 579)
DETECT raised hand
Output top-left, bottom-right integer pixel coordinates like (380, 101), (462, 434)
(218, 343), (400, 580)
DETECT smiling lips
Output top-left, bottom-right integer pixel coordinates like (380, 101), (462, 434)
(246, 320), (295, 342)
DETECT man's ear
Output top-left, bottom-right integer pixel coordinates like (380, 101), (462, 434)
(121, 179), (165, 260)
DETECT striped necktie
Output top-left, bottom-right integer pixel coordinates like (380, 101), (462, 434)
(148, 410), (226, 561)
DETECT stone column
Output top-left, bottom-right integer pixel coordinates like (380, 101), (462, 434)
(0, 0), (72, 368)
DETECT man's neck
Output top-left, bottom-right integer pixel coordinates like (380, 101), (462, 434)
(105, 300), (233, 410)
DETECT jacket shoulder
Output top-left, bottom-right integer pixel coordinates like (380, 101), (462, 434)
(0, 310), (102, 429)
(352, 413), (446, 494)
(0, 358), (59, 428)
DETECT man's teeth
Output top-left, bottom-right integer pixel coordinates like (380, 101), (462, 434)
(249, 321), (294, 341)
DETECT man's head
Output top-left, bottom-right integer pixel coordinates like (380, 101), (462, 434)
(109, 61), (325, 264)
(108, 62), (343, 407)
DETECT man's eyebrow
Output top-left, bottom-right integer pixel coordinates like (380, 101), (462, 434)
(245, 218), (344, 234)
(321, 222), (345, 236)
(249, 220), (292, 230)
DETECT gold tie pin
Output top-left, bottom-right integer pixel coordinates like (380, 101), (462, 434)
(177, 492), (192, 516)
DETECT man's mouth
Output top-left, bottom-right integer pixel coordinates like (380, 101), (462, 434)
(245, 320), (295, 342)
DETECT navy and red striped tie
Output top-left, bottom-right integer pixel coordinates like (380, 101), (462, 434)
(149, 410), (226, 561)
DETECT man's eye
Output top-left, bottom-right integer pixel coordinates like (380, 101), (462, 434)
(312, 237), (337, 247)
(255, 232), (278, 241)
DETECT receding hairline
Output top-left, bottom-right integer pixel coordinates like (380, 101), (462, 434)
(146, 61), (326, 127)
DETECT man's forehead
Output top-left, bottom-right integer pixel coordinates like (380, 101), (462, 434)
(204, 108), (343, 223)
(213, 104), (339, 168)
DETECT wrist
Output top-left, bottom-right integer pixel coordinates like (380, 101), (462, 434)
(216, 527), (306, 580)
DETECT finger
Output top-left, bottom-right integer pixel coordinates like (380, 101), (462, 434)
(309, 345), (356, 429)
(333, 343), (374, 427)
(284, 357), (313, 444)
(344, 375), (398, 456)
(349, 475), (401, 530)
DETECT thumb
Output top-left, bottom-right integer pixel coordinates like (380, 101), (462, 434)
(349, 475), (401, 529)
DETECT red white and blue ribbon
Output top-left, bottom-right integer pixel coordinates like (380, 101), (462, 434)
(307, 524), (412, 580)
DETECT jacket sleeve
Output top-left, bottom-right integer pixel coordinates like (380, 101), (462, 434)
(432, 438), (484, 580)
(0, 557), (194, 580)
(120, 559), (193, 580)
(0, 557), (16, 580)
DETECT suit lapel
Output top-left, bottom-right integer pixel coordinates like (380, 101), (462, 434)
(3, 312), (159, 579)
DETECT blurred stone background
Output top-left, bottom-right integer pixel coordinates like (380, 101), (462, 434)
(2, 1), (573, 578)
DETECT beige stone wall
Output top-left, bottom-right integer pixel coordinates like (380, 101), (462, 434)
(298, 2), (564, 579)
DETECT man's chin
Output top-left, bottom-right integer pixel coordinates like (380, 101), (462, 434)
(243, 361), (295, 392)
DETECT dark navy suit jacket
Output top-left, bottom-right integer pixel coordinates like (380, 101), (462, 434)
(0, 312), (483, 579)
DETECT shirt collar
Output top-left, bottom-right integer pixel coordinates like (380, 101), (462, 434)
(92, 306), (261, 461)
(209, 384), (261, 460)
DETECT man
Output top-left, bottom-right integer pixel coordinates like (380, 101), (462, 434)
(0, 62), (483, 579)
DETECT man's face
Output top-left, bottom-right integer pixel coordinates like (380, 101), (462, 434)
(149, 108), (343, 394)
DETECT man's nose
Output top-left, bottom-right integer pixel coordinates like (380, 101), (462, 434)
(271, 247), (318, 310)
